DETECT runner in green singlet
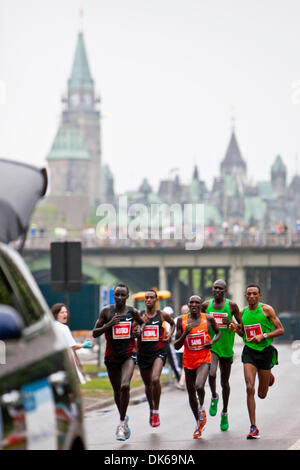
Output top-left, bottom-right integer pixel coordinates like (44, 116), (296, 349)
(201, 279), (240, 431)
(229, 284), (284, 439)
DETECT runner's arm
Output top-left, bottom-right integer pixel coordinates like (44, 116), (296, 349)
(262, 304), (285, 340)
(229, 310), (244, 337)
(92, 307), (118, 338)
(206, 315), (221, 347)
(132, 309), (143, 338)
(162, 312), (175, 342)
(174, 317), (190, 350)
(231, 301), (242, 324)
(133, 308), (144, 326)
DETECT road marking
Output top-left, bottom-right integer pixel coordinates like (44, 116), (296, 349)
(288, 438), (300, 450)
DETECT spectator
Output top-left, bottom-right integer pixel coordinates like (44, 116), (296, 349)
(51, 303), (92, 384)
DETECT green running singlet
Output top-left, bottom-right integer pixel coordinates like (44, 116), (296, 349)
(242, 302), (274, 351)
(207, 298), (235, 358)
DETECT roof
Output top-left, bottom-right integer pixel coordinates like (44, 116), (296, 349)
(221, 130), (246, 170)
(271, 155), (286, 172)
(46, 127), (90, 161)
(244, 196), (267, 225)
(256, 181), (276, 200)
(68, 32), (94, 91)
(224, 174), (238, 197)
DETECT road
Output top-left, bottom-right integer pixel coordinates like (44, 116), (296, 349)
(85, 343), (300, 451)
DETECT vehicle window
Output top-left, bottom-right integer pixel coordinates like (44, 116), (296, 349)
(0, 255), (43, 327)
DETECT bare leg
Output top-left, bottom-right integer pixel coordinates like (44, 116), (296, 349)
(219, 360), (232, 413)
(151, 357), (164, 410)
(244, 363), (257, 426)
(185, 369), (199, 422)
(257, 369), (271, 399)
(140, 367), (153, 411)
(195, 363), (210, 407)
(119, 358), (135, 420)
(208, 352), (219, 399)
(107, 369), (121, 415)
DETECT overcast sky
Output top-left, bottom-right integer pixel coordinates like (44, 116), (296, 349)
(1, 0), (300, 194)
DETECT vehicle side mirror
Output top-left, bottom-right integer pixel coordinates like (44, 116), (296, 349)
(0, 305), (25, 340)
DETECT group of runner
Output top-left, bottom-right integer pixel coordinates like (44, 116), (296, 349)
(92, 280), (285, 442)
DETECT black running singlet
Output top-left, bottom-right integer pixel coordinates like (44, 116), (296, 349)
(137, 310), (166, 355)
(104, 305), (136, 362)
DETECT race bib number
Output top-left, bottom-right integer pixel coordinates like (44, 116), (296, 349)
(244, 323), (262, 341)
(211, 312), (228, 329)
(112, 321), (131, 339)
(142, 325), (159, 341)
(187, 332), (206, 350)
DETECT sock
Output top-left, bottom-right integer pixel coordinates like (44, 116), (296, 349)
(120, 420), (125, 426)
(221, 411), (228, 416)
(153, 410), (159, 414)
(199, 405), (205, 412)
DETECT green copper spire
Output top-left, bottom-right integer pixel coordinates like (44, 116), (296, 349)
(271, 155), (286, 172)
(68, 32), (94, 91)
(47, 127), (90, 161)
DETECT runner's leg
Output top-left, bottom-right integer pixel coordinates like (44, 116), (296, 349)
(151, 357), (164, 410)
(185, 369), (198, 421)
(219, 359), (232, 413)
(140, 367), (153, 410)
(208, 352), (219, 398)
(119, 358), (135, 421)
(257, 369), (271, 399)
(195, 363), (210, 407)
(244, 363), (257, 426)
(107, 369), (122, 415)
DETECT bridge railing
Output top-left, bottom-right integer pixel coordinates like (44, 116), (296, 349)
(21, 229), (300, 250)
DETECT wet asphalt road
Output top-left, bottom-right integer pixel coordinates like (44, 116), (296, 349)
(85, 343), (300, 451)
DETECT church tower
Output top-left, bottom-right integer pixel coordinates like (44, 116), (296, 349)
(46, 30), (102, 226)
(62, 31), (102, 205)
(220, 128), (247, 189)
(271, 155), (286, 196)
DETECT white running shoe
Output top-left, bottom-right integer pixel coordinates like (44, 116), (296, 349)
(116, 423), (126, 441)
(124, 416), (131, 440)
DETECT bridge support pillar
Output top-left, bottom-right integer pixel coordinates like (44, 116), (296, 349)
(229, 265), (246, 309)
(171, 269), (180, 314)
(159, 265), (168, 291)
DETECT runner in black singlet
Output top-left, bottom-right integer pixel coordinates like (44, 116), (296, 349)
(92, 283), (143, 441)
(137, 290), (175, 428)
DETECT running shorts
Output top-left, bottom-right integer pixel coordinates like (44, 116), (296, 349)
(241, 345), (278, 370)
(211, 350), (234, 364)
(104, 353), (137, 371)
(137, 351), (167, 370)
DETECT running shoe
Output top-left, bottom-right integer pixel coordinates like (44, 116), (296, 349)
(198, 409), (207, 432)
(115, 424), (126, 441)
(246, 425), (260, 439)
(220, 413), (229, 431)
(124, 415), (131, 440)
(149, 411), (153, 426)
(209, 394), (219, 416)
(152, 413), (160, 427)
(269, 372), (275, 387)
(193, 425), (201, 439)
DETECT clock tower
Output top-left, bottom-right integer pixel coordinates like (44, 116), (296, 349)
(62, 31), (102, 205)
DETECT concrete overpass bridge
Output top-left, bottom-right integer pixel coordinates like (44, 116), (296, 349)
(24, 245), (300, 314)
